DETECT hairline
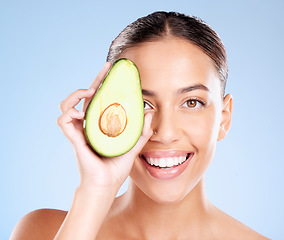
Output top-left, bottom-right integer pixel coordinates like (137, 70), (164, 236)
(117, 35), (225, 98)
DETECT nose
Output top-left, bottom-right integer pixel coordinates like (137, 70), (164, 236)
(150, 108), (181, 145)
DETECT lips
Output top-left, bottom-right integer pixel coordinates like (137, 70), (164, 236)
(139, 152), (193, 180)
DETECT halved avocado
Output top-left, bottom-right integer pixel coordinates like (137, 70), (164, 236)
(84, 58), (144, 157)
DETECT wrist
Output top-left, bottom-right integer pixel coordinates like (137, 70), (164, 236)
(76, 183), (118, 200)
(54, 184), (117, 239)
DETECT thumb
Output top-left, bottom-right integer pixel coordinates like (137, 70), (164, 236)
(127, 112), (153, 158)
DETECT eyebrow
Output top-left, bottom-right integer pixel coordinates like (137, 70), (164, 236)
(142, 84), (210, 97)
(176, 84), (210, 94)
(142, 89), (156, 96)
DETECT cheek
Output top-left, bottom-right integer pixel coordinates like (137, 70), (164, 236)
(128, 107), (222, 204)
(180, 109), (221, 148)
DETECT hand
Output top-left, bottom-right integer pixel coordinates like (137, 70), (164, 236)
(57, 62), (153, 195)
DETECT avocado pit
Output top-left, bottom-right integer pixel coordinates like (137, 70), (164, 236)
(99, 103), (127, 137)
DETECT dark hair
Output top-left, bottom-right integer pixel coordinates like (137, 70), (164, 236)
(107, 11), (228, 96)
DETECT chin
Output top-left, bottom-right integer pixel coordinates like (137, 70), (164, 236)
(149, 191), (188, 205)
(129, 153), (207, 205)
(132, 175), (200, 205)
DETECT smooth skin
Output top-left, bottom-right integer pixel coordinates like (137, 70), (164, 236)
(10, 38), (270, 240)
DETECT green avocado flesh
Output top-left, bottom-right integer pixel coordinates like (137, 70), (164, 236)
(84, 58), (144, 157)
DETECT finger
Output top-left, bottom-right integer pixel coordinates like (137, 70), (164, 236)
(127, 112), (153, 158)
(59, 88), (95, 113)
(90, 62), (112, 90)
(57, 108), (86, 144)
(82, 62), (112, 112)
(57, 108), (84, 127)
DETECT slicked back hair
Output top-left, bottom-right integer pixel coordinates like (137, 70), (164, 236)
(107, 11), (228, 97)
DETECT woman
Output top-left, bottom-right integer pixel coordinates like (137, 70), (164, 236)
(11, 11), (270, 239)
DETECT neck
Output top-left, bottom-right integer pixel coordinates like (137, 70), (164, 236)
(116, 177), (213, 240)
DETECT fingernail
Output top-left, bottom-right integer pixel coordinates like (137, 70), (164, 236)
(79, 111), (85, 117)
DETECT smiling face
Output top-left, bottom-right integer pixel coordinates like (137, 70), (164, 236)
(121, 37), (232, 204)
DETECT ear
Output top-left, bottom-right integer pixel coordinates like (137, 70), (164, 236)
(218, 94), (233, 141)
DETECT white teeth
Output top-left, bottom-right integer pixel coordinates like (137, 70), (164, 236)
(160, 158), (166, 167)
(174, 157), (179, 165)
(154, 158), (159, 166)
(145, 155), (188, 168)
(167, 157), (174, 167)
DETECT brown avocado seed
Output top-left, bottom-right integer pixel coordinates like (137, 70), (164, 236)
(99, 103), (127, 137)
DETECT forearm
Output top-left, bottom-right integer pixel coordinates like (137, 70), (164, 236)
(54, 186), (117, 240)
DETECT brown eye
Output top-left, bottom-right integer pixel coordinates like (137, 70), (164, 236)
(181, 98), (206, 110)
(187, 100), (197, 108)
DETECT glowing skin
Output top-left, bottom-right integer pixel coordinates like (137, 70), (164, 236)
(11, 37), (269, 240)
(121, 38), (228, 204)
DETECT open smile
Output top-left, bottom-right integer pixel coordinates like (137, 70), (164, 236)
(140, 153), (192, 168)
(139, 151), (194, 180)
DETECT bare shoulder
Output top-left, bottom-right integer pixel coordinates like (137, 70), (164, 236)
(213, 206), (271, 240)
(10, 208), (67, 240)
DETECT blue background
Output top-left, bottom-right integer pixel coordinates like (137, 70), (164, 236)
(1, 0), (283, 239)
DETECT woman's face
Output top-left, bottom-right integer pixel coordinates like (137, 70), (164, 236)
(121, 38), (231, 204)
